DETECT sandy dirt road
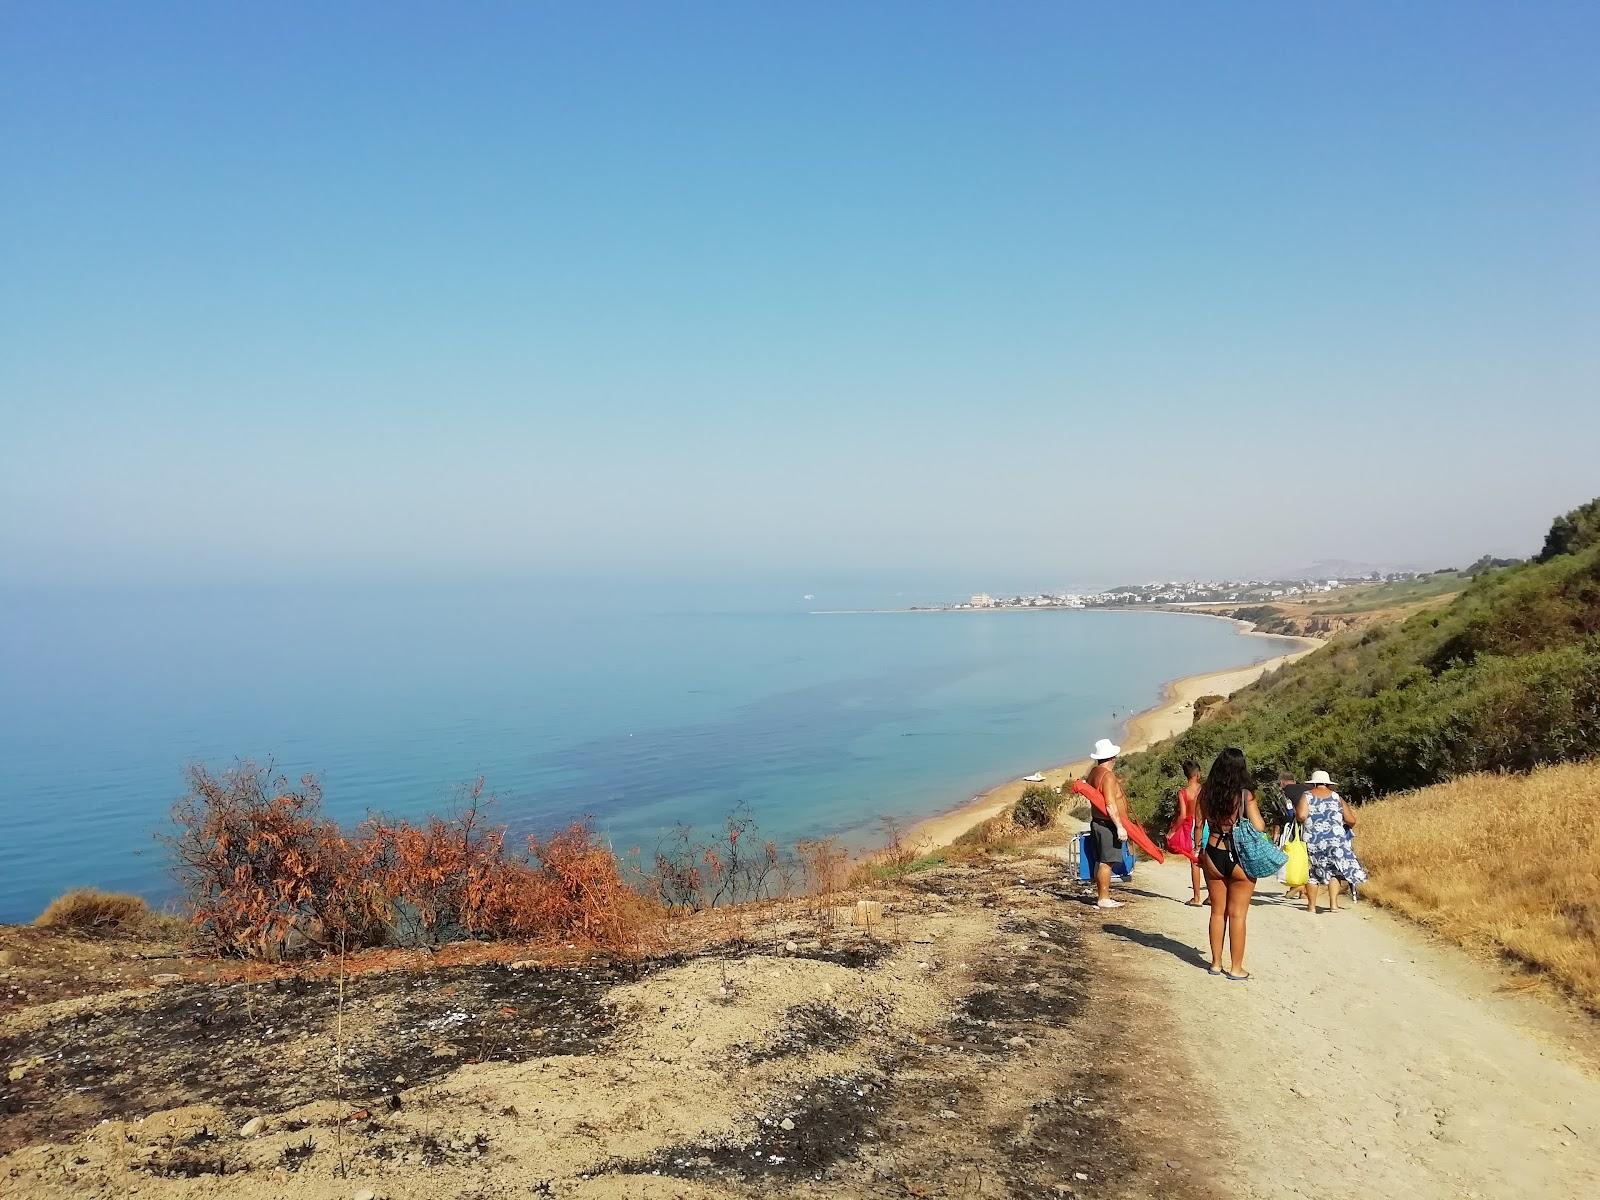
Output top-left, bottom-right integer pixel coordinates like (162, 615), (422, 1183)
(1091, 851), (1600, 1199)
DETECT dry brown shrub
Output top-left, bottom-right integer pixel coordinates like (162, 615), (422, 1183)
(167, 762), (381, 958)
(165, 764), (660, 961)
(795, 837), (847, 898)
(34, 888), (152, 935)
(516, 821), (654, 952)
(355, 780), (525, 945)
(646, 803), (783, 910)
(1359, 761), (1600, 1011)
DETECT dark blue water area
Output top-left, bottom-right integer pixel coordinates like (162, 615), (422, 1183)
(0, 582), (1286, 921)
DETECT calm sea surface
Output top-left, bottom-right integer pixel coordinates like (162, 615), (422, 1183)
(0, 584), (1285, 922)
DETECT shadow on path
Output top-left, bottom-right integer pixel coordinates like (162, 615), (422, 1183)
(1100, 923), (1211, 969)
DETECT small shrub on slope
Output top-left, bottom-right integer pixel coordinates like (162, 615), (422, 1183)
(1012, 784), (1064, 830)
(35, 889), (152, 935)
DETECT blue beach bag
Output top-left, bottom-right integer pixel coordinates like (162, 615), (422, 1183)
(1232, 819), (1287, 880)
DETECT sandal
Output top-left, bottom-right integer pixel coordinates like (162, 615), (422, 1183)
(1207, 965), (1224, 976)
(1224, 971), (1251, 982)
(1184, 899), (1205, 907)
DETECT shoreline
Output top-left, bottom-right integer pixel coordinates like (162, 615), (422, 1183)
(902, 619), (1324, 853)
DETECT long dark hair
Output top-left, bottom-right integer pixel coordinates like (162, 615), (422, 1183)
(1200, 748), (1252, 828)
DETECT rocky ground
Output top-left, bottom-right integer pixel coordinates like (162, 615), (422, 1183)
(0, 856), (1216, 1200)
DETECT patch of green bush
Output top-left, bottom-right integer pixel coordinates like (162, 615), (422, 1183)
(1540, 495), (1600, 562)
(1012, 784), (1064, 829)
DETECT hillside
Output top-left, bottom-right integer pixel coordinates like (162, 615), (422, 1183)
(1180, 572), (1474, 640)
(1356, 761), (1600, 1011)
(1119, 500), (1600, 822)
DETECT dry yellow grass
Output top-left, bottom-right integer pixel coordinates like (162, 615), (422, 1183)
(34, 888), (153, 934)
(1359, 761), (1600, 1011)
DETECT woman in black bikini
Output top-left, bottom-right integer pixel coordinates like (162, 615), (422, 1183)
(1199, 747), (1267, 981)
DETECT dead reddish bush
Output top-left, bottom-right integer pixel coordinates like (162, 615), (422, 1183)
(356, 781), (526, 946)
(516, 822), (642, 950)
(648, 802), (783, 910)
(168, 765), (651, 959)
(167, 762), (382, 958)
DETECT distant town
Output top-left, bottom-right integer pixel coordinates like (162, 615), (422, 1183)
(927, 571), (1425, 611)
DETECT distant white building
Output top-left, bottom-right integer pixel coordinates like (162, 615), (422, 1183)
(969, 593), (995, 608)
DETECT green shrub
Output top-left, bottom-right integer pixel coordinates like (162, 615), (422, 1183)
(1012, 784), (1064, 829)
(1540, 495), (1600, 562)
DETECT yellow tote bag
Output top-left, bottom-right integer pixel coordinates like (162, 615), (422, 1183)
(1283, 823), (1310, 888)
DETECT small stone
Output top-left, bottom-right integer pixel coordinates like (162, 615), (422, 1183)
(784, 941), (798, 954)
(353, 1190), (376, 1200)
(509, 960), (539, 971)
(779, 1118), (795, 1131)
(239, 1116), (265, 1138)
(938, 1109), (957, 1120)
(0, 950), (16, 968)
(150, 973), (182, 985)
(1075, 1172), (1089, 1181)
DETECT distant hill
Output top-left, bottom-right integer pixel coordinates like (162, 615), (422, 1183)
(1119, 497), (1600, 823)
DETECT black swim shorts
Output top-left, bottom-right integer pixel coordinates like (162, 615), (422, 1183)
(1089, 817), (1123, 866)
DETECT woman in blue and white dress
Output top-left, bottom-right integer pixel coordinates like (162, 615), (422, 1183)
(1294, 769), (1367, 913)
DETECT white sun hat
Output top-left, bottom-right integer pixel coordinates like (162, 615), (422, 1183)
(1307, 769), (1335, 785)
(1090, 738), (1122, 761)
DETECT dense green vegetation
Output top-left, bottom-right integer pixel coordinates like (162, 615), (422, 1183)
(1012, 783), (1065, 829)
(1120, 502), (1600, 829)
(1540, 495), (1600, 562)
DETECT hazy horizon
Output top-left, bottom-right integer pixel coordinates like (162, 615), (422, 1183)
(5, 3), (1598, 587)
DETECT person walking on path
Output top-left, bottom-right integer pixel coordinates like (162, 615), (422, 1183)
(1200, 747), (1268, 980)
(1295, 769), (1367, 913)
(1086, 738), (1130, 910)
(1277, 772), (1310, 901)
(1167, 760), (1205, 906)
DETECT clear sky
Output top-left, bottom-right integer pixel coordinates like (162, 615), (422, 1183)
(4, 2), (1597, 588)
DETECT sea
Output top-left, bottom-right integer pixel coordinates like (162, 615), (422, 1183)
(0, 580), (1288, 922)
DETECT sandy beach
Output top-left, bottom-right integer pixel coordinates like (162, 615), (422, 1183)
(904, 620), (1324, 853)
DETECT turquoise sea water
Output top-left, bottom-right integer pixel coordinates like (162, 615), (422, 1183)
(0, 584), (1286, 922)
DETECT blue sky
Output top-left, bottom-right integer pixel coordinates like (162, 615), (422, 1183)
(4, 2), (1597, 586)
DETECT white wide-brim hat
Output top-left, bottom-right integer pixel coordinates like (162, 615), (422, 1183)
(1091, 738), (1121, 761)
(1307, 769), (1335, 785)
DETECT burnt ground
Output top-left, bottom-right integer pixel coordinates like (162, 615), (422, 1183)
(602, 892), (1212, 1200)
(0, 958), (633, 1155)
(1, 857), (1225, 1200)
(0, 925), (897, 1159)
(0, 923), (206, 1017)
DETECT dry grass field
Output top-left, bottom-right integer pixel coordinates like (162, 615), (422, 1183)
(1358, 761), (1600, 1011)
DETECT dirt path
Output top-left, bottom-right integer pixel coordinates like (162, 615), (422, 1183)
(1092, 849), (1600, 1199)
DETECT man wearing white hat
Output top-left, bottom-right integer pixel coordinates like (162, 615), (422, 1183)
(1086, 738), (1130, 909)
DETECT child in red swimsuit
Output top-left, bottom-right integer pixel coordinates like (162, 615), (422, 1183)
(1167, 760), (1206, 906)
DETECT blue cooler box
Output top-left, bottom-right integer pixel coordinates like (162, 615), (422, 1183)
(1076, 832), (1135, 880)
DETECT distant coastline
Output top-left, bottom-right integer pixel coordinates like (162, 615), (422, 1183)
(901, 615), (1323, 853)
